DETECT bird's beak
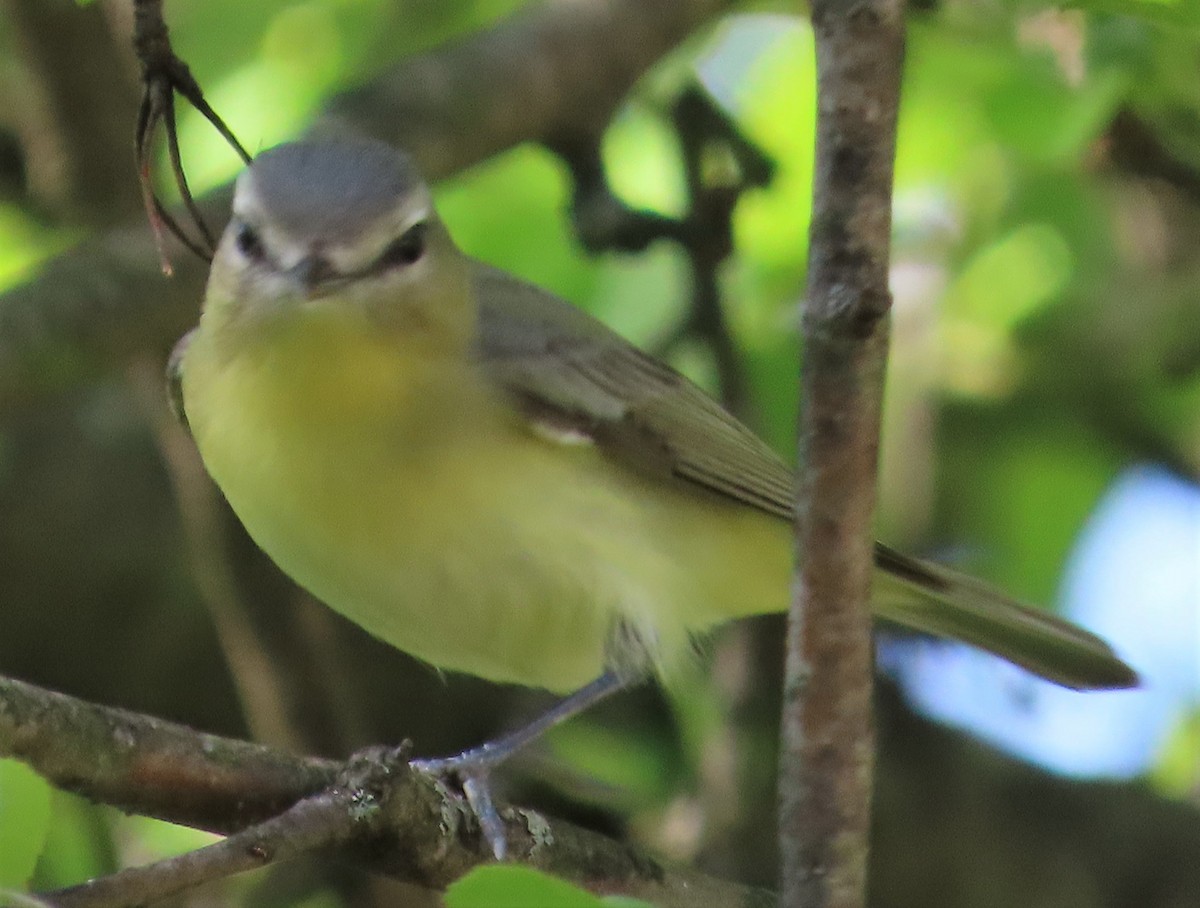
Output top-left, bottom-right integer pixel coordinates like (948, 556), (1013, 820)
(286, 254), (338, 298)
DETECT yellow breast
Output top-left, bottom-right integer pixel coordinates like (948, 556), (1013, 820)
(181, 306), (788, 693)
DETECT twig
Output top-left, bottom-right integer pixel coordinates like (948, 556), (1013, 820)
(671, 86), (773, 414)
(552, 84), (774, 413)
(0, 673), (337, 834)
(1105, 107), (1200, 208)
(2, 0), (141, 225)
(43, 748), (408, 908)
(325, 0), (736, 179)
(779, 0), (905, 906)
(0, 672), (771, 907)
(132, 0), (250, 272)
(0, 0), (737, 412)
(127, 358), (306, 752)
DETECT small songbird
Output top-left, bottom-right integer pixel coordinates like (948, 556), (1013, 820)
(171, 139), (1136, 857)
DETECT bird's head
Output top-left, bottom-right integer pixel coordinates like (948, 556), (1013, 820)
(204, 138), (473, 353)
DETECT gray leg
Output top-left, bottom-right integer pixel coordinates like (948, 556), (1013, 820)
(410, 671), (629, 859)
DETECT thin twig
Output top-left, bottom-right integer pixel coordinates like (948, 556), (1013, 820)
(132, 0), (250, 271)
(1106, 108), (1200, 208)
(0, 673), (337, 834)
(0, 672), (771, 907)
(672, 85), (773, 414)
(127, 358), (307, 752)
(3, 0), (141, 224)
(779, 0), (905, 905)
(43, 749), (407, 908)
(553, 84), (774, 413)
(0, 0), (739, 412)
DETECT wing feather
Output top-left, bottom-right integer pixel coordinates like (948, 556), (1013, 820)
(472, 263), (792, 519)
(469, 264), (1137, 690)
(166, 328), (195, 432)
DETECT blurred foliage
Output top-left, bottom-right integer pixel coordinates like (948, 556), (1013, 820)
(1154, 709), (1200, 795)
(445, 865), (653, 908)
(1, 0), (1199, 905)
(0, 759), (50, 889)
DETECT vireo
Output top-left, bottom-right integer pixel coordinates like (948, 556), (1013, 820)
(172, 139), (1136, 857)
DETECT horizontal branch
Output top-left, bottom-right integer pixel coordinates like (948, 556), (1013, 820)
(0, 0), (734, 411)
(0, 673), (771, 907)
(326, 0), (733, 175)
(0, 673), (336, 833)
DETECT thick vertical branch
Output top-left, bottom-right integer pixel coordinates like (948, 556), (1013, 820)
(779, 0), (904, 905)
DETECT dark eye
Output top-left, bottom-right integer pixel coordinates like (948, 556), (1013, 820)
(235, 223), (265, 261)
(379, 222), (426, 268)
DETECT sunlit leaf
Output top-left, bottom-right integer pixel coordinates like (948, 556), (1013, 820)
(729, 20), (815, 278)
(948, 222), (1074, 328)
(0, 760), (51, 889)
(445, 865), (601, 908)
(604, 104), (687, 219)
(446, 866), (655, 908)
(27, 794), (111, 892)
(435, 147), (593, 299)
(546, 715), (677, 809)
(1152, 709), (1200, 795)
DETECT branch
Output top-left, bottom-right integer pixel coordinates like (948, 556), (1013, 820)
(127, 359), (305, 752)
(780, 0), (904, 906)
(1, 0), (141, 225)
(324, 0), (734, 178)
(0, 0), (735, 411)
(1105, 107), (1200, 208)
(0, 673), (335, 834)
(132, 0), (251, 270)
(0, 673), (771, 908)
(553, 84), (774, 415)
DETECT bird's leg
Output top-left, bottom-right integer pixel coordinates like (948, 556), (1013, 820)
(410, 671), (629, 859)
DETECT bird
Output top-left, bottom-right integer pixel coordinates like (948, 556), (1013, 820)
(170, 138), (1136, 857)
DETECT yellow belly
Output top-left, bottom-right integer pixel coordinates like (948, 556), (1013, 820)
(181, 315), (789, 693)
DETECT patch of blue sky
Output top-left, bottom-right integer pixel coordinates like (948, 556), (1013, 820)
(881, 464), (1199, 778)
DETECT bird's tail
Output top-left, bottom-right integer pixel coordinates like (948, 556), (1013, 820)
(872, 544), (1138, 690)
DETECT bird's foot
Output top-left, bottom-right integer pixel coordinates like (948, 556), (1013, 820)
(411, 746), (510, 860)
(409, 674), (630, 860)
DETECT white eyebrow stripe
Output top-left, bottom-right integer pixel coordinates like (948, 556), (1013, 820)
(319, 205), (433, 272)
(228, 171), (434, 275)
(231, 173), (263, 219)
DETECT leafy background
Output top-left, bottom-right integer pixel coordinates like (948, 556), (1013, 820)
(0, 0), (1198, 905)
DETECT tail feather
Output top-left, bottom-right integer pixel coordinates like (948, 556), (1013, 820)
(872, 544), (1138, 691)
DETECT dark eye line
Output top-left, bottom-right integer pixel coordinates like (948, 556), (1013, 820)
(234, 221), (267, 262)
(376, 221), (427, 270)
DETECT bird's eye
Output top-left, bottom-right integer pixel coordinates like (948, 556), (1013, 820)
(235, 223), (265, 261)
(379, 222), (427, 268)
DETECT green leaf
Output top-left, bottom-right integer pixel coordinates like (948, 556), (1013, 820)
(545, 714), (677, 809)
(730, 22), (816, 277)
(28, 794), (111, 891)
(445, 866), (603, 908)
(0, 760), (52, 889)
(947, 222), (1074, 330)
(604, 103), (688, 219)
(1072, 0), (1200, 29)
(1152, 709), (1200, 796)
(0, 890), (55, 907)
(446, 866), (657, 908)
(434, 146), (596, 304)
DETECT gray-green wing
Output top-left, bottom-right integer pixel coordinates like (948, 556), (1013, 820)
(472, 263), (793, 518)
(873, 544), (1138, 689)
(166, 328), (195, 432)
(471, 263), (1138, 691)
